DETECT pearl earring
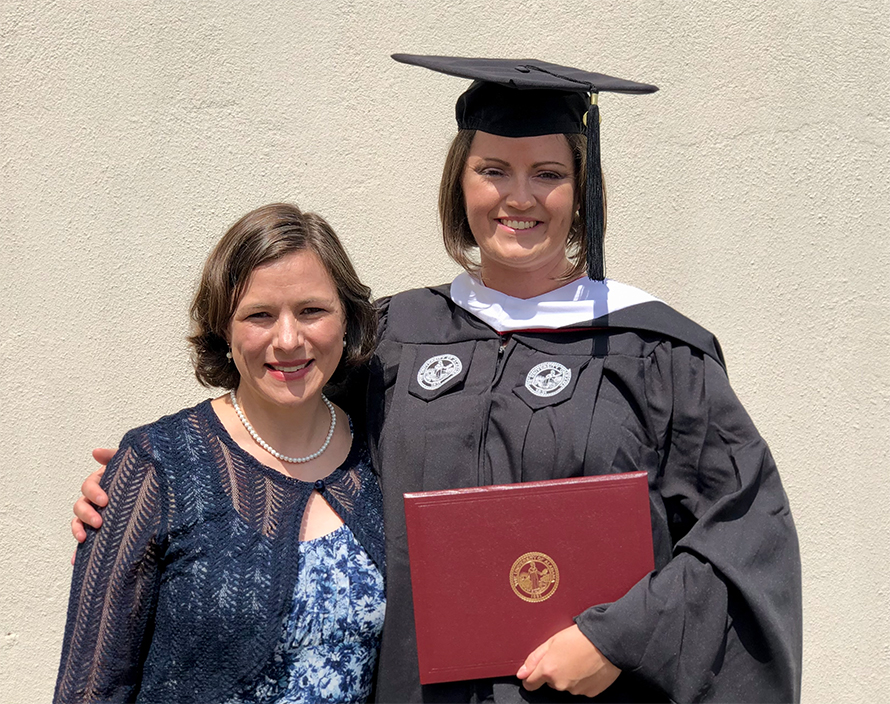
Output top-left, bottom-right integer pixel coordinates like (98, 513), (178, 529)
(342, 336), (347, 348)
(226, 349), (233, 360)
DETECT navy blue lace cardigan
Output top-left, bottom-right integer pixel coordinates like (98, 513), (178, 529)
(55, 400), (385, 704)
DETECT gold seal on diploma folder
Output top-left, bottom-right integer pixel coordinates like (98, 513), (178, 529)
(510, 552), (559, 602)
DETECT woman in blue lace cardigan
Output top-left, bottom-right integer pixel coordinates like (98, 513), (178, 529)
(55, 203), (386, 704)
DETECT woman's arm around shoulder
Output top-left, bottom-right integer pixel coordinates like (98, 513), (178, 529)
(70, 448), (115, 544)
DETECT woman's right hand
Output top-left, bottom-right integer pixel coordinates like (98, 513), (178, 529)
(70, 448), (116, 544)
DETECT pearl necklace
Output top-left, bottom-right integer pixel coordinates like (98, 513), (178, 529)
(229, 389), (336, 464)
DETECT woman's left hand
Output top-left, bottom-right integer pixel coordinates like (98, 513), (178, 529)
(516, 624), (621, 697)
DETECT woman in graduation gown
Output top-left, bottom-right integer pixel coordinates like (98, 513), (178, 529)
(368, 55), (801, 703)
(72, 55), (802, 703)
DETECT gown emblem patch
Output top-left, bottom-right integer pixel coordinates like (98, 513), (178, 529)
(525, 362), (572, 397)
(417, 354), (463, 390)
(510, 551), (560, 603)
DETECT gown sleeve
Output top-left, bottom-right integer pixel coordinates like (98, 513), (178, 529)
(54, 432), (165, 703)
(574, 345), (802, 703)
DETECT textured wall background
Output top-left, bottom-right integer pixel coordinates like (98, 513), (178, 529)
(2, 1), (888, 701)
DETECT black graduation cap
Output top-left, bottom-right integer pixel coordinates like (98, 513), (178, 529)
(391, 54), (658, 281)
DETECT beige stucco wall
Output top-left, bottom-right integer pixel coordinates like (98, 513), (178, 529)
(2, 1), (887, 701)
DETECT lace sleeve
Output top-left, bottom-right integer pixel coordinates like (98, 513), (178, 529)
(55, 436), (165, 703)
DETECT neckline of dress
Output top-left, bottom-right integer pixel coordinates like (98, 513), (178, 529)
(299, 522), (350, 547)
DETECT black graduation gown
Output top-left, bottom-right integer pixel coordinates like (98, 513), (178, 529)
(367, 285), (801, 704)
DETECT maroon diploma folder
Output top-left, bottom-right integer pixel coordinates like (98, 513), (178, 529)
(403, 472), (654, 684)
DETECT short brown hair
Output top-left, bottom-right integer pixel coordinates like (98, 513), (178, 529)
(439, 130), (601, 281)
(188, 203), (376, 390)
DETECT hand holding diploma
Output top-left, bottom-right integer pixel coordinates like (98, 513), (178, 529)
(517, 624), (620, 697)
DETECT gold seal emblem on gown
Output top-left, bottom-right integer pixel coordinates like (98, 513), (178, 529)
(509, 551), (560, 602)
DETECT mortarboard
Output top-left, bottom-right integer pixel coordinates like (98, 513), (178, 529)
(391, 54), (658, 280)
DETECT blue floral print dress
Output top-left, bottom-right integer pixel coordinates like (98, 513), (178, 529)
(226, 523), (386, 704)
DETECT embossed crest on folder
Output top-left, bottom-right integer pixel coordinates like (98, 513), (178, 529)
(510, 551), (559, 602)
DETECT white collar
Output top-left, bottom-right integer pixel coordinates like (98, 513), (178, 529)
(449, 272), (661, 333)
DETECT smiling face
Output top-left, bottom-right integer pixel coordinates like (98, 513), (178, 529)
(228, 250), (346, 413)
(460, 131), (577, 292)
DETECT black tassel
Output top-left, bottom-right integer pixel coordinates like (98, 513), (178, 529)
(585, 101), (605, 281)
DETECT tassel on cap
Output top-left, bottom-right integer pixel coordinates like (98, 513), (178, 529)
(585, 100), (605, 280)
